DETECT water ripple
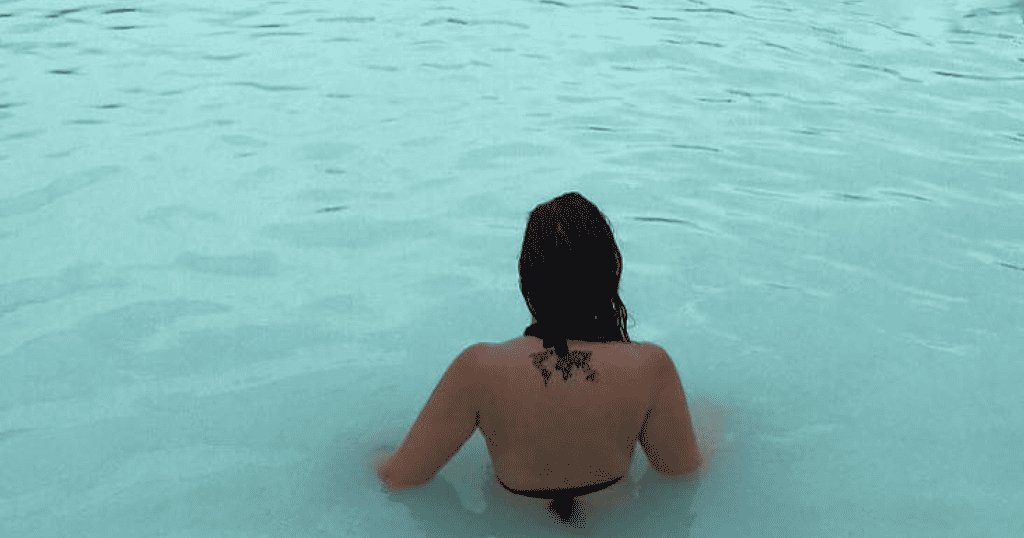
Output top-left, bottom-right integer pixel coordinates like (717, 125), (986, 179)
(45, 8), (86, 19)
(317, 16), (375, 23)
(229, 82), (308, 92)
(848, 63), (921, 83)
(682, 8), (747, 17)
(879, 190), (932, 203)
(934, 71), (1024, 81)
(671, 144), (721, 153)
(0, 166), (120, 219)
(203, 53), (246, 61)
(829, 192), (874, 202)
(0, 428), (35, 444)
(633, 216), (721, 236)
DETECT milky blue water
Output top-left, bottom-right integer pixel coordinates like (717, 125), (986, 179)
(1, 0), (1022, 536)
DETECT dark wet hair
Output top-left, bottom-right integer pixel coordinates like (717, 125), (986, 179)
(518, 192), (630, 358)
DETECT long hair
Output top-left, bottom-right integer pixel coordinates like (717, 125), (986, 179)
(518, 192), (630, 357)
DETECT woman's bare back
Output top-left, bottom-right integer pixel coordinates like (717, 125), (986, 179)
(476, 336), (659, 491)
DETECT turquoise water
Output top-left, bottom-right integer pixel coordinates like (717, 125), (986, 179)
(1, 0), (1022, 536)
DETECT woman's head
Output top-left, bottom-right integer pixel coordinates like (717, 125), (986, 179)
(518, 192), (630, 347)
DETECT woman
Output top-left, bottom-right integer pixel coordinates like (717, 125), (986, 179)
(375, 192), (703, 522)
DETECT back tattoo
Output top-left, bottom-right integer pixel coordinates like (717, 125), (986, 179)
(530, 348), (600, 386)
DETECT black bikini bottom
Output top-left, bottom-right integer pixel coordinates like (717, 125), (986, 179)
(499, 476), (622, 499)
(498, 476), (622, 521)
